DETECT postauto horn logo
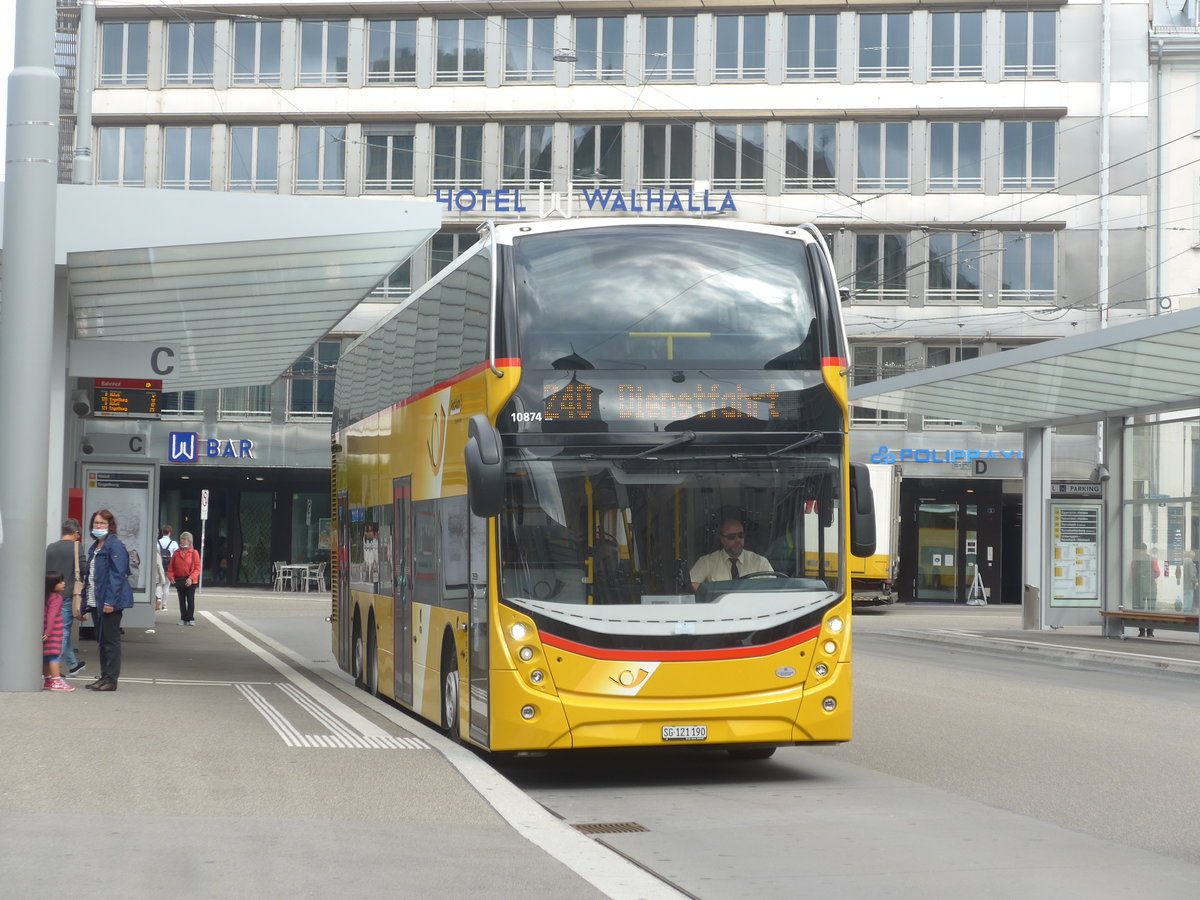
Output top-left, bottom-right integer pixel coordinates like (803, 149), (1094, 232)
(870, 445), (1023, 465)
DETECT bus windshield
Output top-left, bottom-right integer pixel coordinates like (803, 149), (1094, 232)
(499, 448), (843, 650)
(512, 225), (821, 371)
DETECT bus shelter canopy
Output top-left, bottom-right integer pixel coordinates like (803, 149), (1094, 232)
(0, 185), (440, 392)
(848, 306), (1200, 429)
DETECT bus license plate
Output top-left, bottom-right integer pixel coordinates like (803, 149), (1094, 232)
(662, 725), (707, 742)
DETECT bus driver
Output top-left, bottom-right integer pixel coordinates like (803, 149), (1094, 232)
(691, 518), (773, 591)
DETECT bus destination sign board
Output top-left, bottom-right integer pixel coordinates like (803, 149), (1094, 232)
(92, 377), (163, 419)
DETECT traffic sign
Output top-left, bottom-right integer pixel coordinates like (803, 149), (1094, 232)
(201, 489), (210, 521)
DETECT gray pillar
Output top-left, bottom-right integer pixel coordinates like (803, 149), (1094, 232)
(0, 0), (60, 690)
(1022, 427), (1052, 630)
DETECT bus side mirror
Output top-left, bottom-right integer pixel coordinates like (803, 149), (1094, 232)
(850, 462), (876, 557)
(465, 414), (504, 518)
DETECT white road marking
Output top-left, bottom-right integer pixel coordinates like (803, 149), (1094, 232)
(201, 611), (429, 750)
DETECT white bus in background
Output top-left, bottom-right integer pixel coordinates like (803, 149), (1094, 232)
(850, 464), (900, 607)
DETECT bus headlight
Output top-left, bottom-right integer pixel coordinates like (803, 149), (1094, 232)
(827, 616), (844, 633)
(815, 663), (828, 677)
(822, 640), (837, 655)
(510, 623), (529, 640)
(518, 646), (534, 661)
(822, 697), (837, 712)
(530, 669), (545, 685)
(521, 705), (537, 719)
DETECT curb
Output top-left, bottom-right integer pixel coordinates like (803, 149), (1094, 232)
(883, 627), (1200, 677)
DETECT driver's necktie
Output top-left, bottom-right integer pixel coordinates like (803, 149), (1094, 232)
(730, 559), (739, 580)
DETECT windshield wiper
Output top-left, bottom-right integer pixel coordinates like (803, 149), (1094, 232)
(731, 431), (825, 459)
(631, 430), (696, 459)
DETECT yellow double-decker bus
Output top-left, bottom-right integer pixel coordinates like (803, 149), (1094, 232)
(332, 218), (873, 757)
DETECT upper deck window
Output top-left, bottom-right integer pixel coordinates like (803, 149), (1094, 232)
(512, 226), (820, 371)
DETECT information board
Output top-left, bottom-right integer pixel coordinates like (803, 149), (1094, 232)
(91, 377), (162, 419)
(1050, 501), (1102, 607)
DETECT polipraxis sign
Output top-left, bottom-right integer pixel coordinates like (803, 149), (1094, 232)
(869, 445), (1024, 465)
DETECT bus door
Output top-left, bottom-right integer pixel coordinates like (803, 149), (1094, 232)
(392, 478), (413, 705)
(336, 490), (351, 665)
(468, 513), (490, 745)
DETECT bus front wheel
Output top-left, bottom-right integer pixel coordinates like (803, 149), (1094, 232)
(441, 639), (461, 742)
(365, 617), (379, 696)
(352, 617), (365, 689)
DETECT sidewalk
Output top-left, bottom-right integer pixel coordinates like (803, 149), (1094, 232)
(0, 588), (679, 900)
(854, 601), (1200, 676)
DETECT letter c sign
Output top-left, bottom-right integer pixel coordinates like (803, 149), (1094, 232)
(151, 346), (175, 376)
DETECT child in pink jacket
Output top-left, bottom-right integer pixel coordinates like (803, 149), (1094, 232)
(44, 571), (74, 691)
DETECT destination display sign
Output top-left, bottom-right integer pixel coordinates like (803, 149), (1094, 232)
(501, 372), (838, 435)
(91, 377), (162, 419)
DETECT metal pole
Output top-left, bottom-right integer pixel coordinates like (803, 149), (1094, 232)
(0, 0), (61, 691)
(72, 0), (95, 185)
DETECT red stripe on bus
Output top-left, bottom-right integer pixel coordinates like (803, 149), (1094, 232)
(539, 624), (822, 662)
(822, 357), (847, 367)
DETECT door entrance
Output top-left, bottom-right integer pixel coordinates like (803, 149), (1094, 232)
(900, 478), (1002, 603)
(914, 500), (978, 601)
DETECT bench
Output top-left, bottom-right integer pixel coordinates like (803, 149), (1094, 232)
(1100, 609), (1200, 640)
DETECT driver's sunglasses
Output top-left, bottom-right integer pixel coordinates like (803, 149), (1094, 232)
(720, 531), (745, 539)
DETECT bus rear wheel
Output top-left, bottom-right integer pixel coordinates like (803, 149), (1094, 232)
(365, 619), (379, 696)
(351, 617), (365, 689)
(441, 640), (460, 742)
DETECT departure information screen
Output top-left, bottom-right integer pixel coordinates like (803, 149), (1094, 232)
(91, 378), (162, 419)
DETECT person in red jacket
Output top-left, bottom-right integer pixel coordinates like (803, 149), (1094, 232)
(168, 531), (202, 626)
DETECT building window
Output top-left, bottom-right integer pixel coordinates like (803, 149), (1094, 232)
(364, 127), (415, 193)
(506, 17), (554, 82)
(502, 124), (553, 188)
(299, 20), (349, 85)
(436, 18), (485, 83)
(219, 386), (271, 420)
(784, 123), (836, 191)
(433, 125), (483, 190)
(715, 15), (766, 81)
(100, 21), (147, 87)
(852, 345), (907, 426)
(229, 126), (278, 192)
(161, 390), (201, 418)
(786, 14), (837, 80)
(929, 122), (981, 191)
(368, 19), (417, 84)
(858, 13), (909, 79)
(233, 20), (281, 86)
(927, 233), (982, 304)
(713, 124), (765, 191)
(166, 22), (214, 86)
(642, 123), (693, 190)
(431, 232), (480, 276)
(371, 260), (412, 300)
(1004, 11), (1056, 78)
(162, 126), (211, 190)
(924, 345), (980, 428)
(1001, 233), (1055, 304)
(930, 12), (982, 79)
(856, 122), (909, 191)
(644, 16), (694, 82)
(854, 233), (908, 303)
(575, 17), (625, 82)
(1003, 121), (1055, 189)
(96, 126), (144, 187)
(295, 126), (346, 193)
(287, 342), (339, 419)
(572, 124), (622, 186)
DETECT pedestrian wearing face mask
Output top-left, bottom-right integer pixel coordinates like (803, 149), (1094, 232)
(81, 509), (134, 691)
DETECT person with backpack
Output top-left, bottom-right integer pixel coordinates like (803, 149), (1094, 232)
(157, 526), (179, 613)
(168, 532), (202, 626)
